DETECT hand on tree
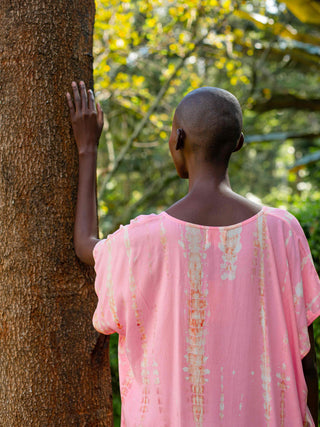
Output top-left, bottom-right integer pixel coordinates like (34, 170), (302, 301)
(66, 81), (104, 155)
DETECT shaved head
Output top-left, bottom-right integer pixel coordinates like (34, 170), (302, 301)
(174, 87), (243, 165)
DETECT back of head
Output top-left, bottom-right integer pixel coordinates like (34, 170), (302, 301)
(174, 87), (243, 165)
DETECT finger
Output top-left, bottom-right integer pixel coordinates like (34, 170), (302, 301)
(97, 103), (104, 128)
(79, 81), (88, 111)
(71, 81), (81, 112)
(88, 89), (96, 112)
(66, 92), (75, 117)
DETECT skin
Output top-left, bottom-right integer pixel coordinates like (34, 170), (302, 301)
(66, 81), (103, 265)
(166, 114), (262, 227)
(67, 82), (318, 423)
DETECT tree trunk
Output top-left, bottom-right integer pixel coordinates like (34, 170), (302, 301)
(0, 1), (113, 425)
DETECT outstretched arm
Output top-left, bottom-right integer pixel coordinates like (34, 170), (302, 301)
(302, 324), (318, 425)
(66, 81), (104, 266)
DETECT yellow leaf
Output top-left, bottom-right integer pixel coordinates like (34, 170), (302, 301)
(281, 0), (320, 24)
(160, 131), (167, 139)
(226, 62), (234, 71)
(262, 88), (271, 99)
(132, 75), (145, 87)
(230, 76), (237, 85)
(159, 113), (169, 121)
(240, 75), (249, 84)
(222, 0), (232, 9)
(146, 18), (157, 28)
(169, 7), (177, 17)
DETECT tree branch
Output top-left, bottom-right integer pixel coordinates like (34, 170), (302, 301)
(245, 131), (320, 144)
(252, 94), (320, 113)
(290, 151), (320, 170)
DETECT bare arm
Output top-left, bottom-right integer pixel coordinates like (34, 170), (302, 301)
(302, 324), (318, 425)
(66, 81), (104, 266)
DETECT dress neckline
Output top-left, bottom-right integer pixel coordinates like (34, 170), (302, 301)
(161, 206), (265, 230)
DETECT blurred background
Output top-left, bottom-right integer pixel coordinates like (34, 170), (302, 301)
(93, 0), (320, 424)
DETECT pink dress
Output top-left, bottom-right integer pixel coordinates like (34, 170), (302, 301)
(93, 206), (320, 426)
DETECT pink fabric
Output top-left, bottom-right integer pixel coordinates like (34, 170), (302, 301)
(93, 206), (320, 426)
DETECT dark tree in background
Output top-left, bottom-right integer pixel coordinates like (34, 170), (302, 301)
(0, 1), (112, 425)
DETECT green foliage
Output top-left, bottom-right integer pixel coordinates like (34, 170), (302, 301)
(291, 196), (320, 423)
(109, 334), (121, 427)
(93, 0), (320, 235)
(93, 0), (320, 424)
(292, 197), (320, 274)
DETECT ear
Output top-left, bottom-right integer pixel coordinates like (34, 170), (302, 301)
(169, 128), (188, 179)
(176, 128), (186, 150)
(233, 132), (244, 152)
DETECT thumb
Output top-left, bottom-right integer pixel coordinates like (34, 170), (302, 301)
(97, 103), (104, 128)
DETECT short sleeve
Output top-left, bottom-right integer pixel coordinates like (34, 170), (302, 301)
(298, 235), (320, 326)
(92, 229), (128, 335)
(289, 218), (320, 357)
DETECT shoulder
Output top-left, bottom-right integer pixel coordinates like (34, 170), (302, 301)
(116, 212), (164, 240)
(95, 213), (164, 253)
(263, 206), (310, 257)
(263, 206), (304, 235)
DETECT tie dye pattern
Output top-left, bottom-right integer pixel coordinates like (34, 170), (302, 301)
(93, 206), (320, 426)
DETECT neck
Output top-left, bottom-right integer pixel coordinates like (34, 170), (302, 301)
(187, 166), (231, 194)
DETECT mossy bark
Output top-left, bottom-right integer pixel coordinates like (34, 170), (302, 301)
(0, 1), (113, 425)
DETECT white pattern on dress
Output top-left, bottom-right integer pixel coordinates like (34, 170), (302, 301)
(182, 226), (210, 427)
(276, 363), (291, 426)
(219, 227), (242, 280)
(256, 214), (272, 423)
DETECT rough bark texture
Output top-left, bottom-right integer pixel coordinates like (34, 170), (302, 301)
(0, 1), (113, 425)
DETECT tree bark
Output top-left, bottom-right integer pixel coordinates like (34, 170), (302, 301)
(0, 1), (113, 425)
